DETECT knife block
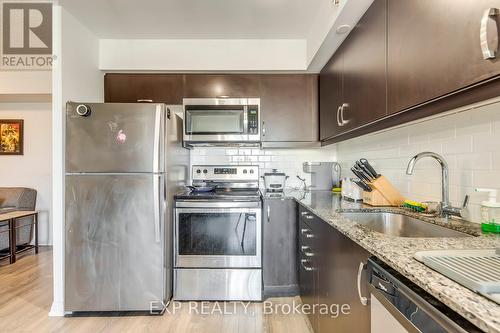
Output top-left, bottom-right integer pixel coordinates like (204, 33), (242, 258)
(364, 176), (405, 206)
(363, 189), (392, 206)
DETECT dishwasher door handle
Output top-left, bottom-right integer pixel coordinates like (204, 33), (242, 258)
(357, 262), (368, 306)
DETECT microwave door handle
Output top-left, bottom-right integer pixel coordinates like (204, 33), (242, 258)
(243, 105), (248, 134)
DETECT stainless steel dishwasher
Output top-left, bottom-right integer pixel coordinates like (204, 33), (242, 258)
(368, 258), (482, 333)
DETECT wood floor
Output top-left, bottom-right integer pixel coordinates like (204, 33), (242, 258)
(0, 248), (313, 333)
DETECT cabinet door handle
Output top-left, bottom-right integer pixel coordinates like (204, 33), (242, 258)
(340, 103), (350, 126)
(301, 228), (314, 238)
(301, 246), (314, 257)
(301, 259), (314, 271)
(336, 106), (342, 126)
(480, 8), (499, 59)
(137, 99), (154, 103)
(262, 121), (266, 137)
(267, 205), (271, 223)
(357, 262), (368, 306)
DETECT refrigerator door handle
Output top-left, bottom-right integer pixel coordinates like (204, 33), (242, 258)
(153, 105), (162, 173)
(153, 175), (161, 243)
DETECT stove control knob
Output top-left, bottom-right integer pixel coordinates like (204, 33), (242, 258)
(249, 169), (254, 174)
(196, 169), (201, 174)
(203, 169), (208, 174)
(243, 169), (247, 174)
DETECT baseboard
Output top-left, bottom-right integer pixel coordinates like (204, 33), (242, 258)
(49, 301), (64, 317)
(263, 284), (300, 298)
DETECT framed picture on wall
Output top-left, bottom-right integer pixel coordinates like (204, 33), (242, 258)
(0, 119), (24, 155)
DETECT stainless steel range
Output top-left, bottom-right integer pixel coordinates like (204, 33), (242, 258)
(173, 165), (262, 301)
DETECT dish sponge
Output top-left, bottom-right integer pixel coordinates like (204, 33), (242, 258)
(403, 200), (428, 213)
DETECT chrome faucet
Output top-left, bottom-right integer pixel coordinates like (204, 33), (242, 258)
(406, 152), (465, 218)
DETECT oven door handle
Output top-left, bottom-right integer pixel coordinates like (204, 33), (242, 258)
(175, 207), (261, 213)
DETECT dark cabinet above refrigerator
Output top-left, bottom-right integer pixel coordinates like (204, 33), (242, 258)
(104, 73), (319, 148)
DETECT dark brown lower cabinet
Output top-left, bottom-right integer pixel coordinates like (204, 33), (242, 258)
(263, 198), (299, 298)
(299, 205), (370, 333)
(298, 205), (319, 332)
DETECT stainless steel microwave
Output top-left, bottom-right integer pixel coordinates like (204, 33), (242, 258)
(183, 98), (260, 145)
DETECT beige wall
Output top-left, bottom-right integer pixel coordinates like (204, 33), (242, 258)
(0, 102), (52, 244)
(0, 71), (51, 95)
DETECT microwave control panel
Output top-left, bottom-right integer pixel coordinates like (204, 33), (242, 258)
(247, 106), (259, 134)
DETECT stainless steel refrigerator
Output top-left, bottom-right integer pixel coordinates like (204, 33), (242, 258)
(64, 102), (189, 313)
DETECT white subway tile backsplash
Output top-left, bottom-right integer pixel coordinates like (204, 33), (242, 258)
(251, 149), (262, 156)
(225, 149), (238, 155)
(231, 156), (246, 162)
(336, 97), (500, 223)
(441, 135), (473, 154)
(491, 152), (500, 170)
(239, 148), (253, 155)
(456, 153), (492, 170)
(473, 170), (500, 189)
(472, 132), (500, 153)
(190, 146), (337, 189)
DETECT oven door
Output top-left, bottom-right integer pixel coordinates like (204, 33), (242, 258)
(175, 204), (262, 268)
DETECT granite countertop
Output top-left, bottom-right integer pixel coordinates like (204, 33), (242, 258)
(270, 189), (500, 333)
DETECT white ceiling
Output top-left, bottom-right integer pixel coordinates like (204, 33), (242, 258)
(60, 0), (329, 39)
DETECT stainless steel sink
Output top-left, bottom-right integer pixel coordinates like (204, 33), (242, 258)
(340, 212), (470, 238)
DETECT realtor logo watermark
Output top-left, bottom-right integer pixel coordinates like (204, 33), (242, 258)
(151, 300), (352, 319)
(1, 0), (53, 70)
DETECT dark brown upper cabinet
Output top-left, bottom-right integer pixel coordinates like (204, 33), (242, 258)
(319, 52), (343, 141)
(319, 0), (387, 141)
(387, 0), (500, 114)
(183, 74), (260, 98)
(104, 74), (184, 104)
(260, 75), (319, 143)
(342, 0), (387, 127)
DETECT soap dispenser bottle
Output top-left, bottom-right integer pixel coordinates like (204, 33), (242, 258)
(475, 188), (500, 233)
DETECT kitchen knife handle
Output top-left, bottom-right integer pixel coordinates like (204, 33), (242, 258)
(351, 166), (371, 183)
(356, 161), (375, 180)
(360, 158), (379, 178)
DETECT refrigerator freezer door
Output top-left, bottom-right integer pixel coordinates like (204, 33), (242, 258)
(66, 102), (165, 173)
(65, 174), (165, 312)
